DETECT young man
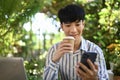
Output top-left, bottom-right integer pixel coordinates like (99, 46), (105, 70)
(43, 4), (109, 80)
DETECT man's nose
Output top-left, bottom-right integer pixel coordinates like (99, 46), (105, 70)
(71, 26), (77, 32)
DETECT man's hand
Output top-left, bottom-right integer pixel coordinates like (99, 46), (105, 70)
(75, 59), (98, 80)
(52, 40), (73, 63)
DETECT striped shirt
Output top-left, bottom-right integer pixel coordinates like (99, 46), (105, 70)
(43, 37), (109, 80)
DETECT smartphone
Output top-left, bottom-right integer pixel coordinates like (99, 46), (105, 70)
(79, 52), (97, 71)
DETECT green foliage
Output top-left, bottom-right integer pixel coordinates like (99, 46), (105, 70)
(0, 0), (43, 55)
(24, 53), (46, 80)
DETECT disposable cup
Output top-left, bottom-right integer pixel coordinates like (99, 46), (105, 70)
(63, 36), (75, 53)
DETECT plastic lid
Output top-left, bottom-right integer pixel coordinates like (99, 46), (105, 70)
(63, 36), (75, 40)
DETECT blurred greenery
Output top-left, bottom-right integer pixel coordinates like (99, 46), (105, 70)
(0, 0), (120, 79)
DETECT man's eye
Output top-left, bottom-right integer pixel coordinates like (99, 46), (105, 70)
(76, 24), (80, 26)
(65, 25), (70, 27)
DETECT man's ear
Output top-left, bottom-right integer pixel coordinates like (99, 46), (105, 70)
(60, 24), (64, 30)
(82, 20), (85, 26)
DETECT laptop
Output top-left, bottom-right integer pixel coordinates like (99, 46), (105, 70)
(0, 57), (28, 80)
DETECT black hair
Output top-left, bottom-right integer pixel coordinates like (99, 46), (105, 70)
(58, 4), (85, 23)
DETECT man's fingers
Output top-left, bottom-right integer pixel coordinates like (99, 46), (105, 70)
(77, 63), (94, 77)
(75, 65), (87, 78)
(87, 59), (98, 76)
(87, 59), (95, 71)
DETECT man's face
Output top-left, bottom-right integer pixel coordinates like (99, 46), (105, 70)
(61, 20), (84, 42)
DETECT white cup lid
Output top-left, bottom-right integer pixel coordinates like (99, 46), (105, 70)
(63, 36), (75, 40)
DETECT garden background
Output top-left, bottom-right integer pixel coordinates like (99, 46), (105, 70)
(0, 0), (120, 80)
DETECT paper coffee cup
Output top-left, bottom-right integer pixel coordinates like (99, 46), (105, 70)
(63, 36), (75, 53)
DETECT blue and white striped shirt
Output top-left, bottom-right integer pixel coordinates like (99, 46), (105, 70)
(43, 37), (109, 80)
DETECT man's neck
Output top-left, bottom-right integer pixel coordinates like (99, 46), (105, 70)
(74, 39), (81, 52)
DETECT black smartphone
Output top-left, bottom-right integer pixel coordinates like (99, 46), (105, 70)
(79, 52), (97, 71)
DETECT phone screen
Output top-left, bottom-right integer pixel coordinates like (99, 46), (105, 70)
(80, 52), (97, 71)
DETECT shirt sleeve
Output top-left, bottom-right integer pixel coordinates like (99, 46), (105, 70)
(43, 45), (59, 80)
(95, 46), (109, 80)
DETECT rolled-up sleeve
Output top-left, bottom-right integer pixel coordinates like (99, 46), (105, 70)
(43, 60), (59, 80)
(43, 45), (59, 80)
